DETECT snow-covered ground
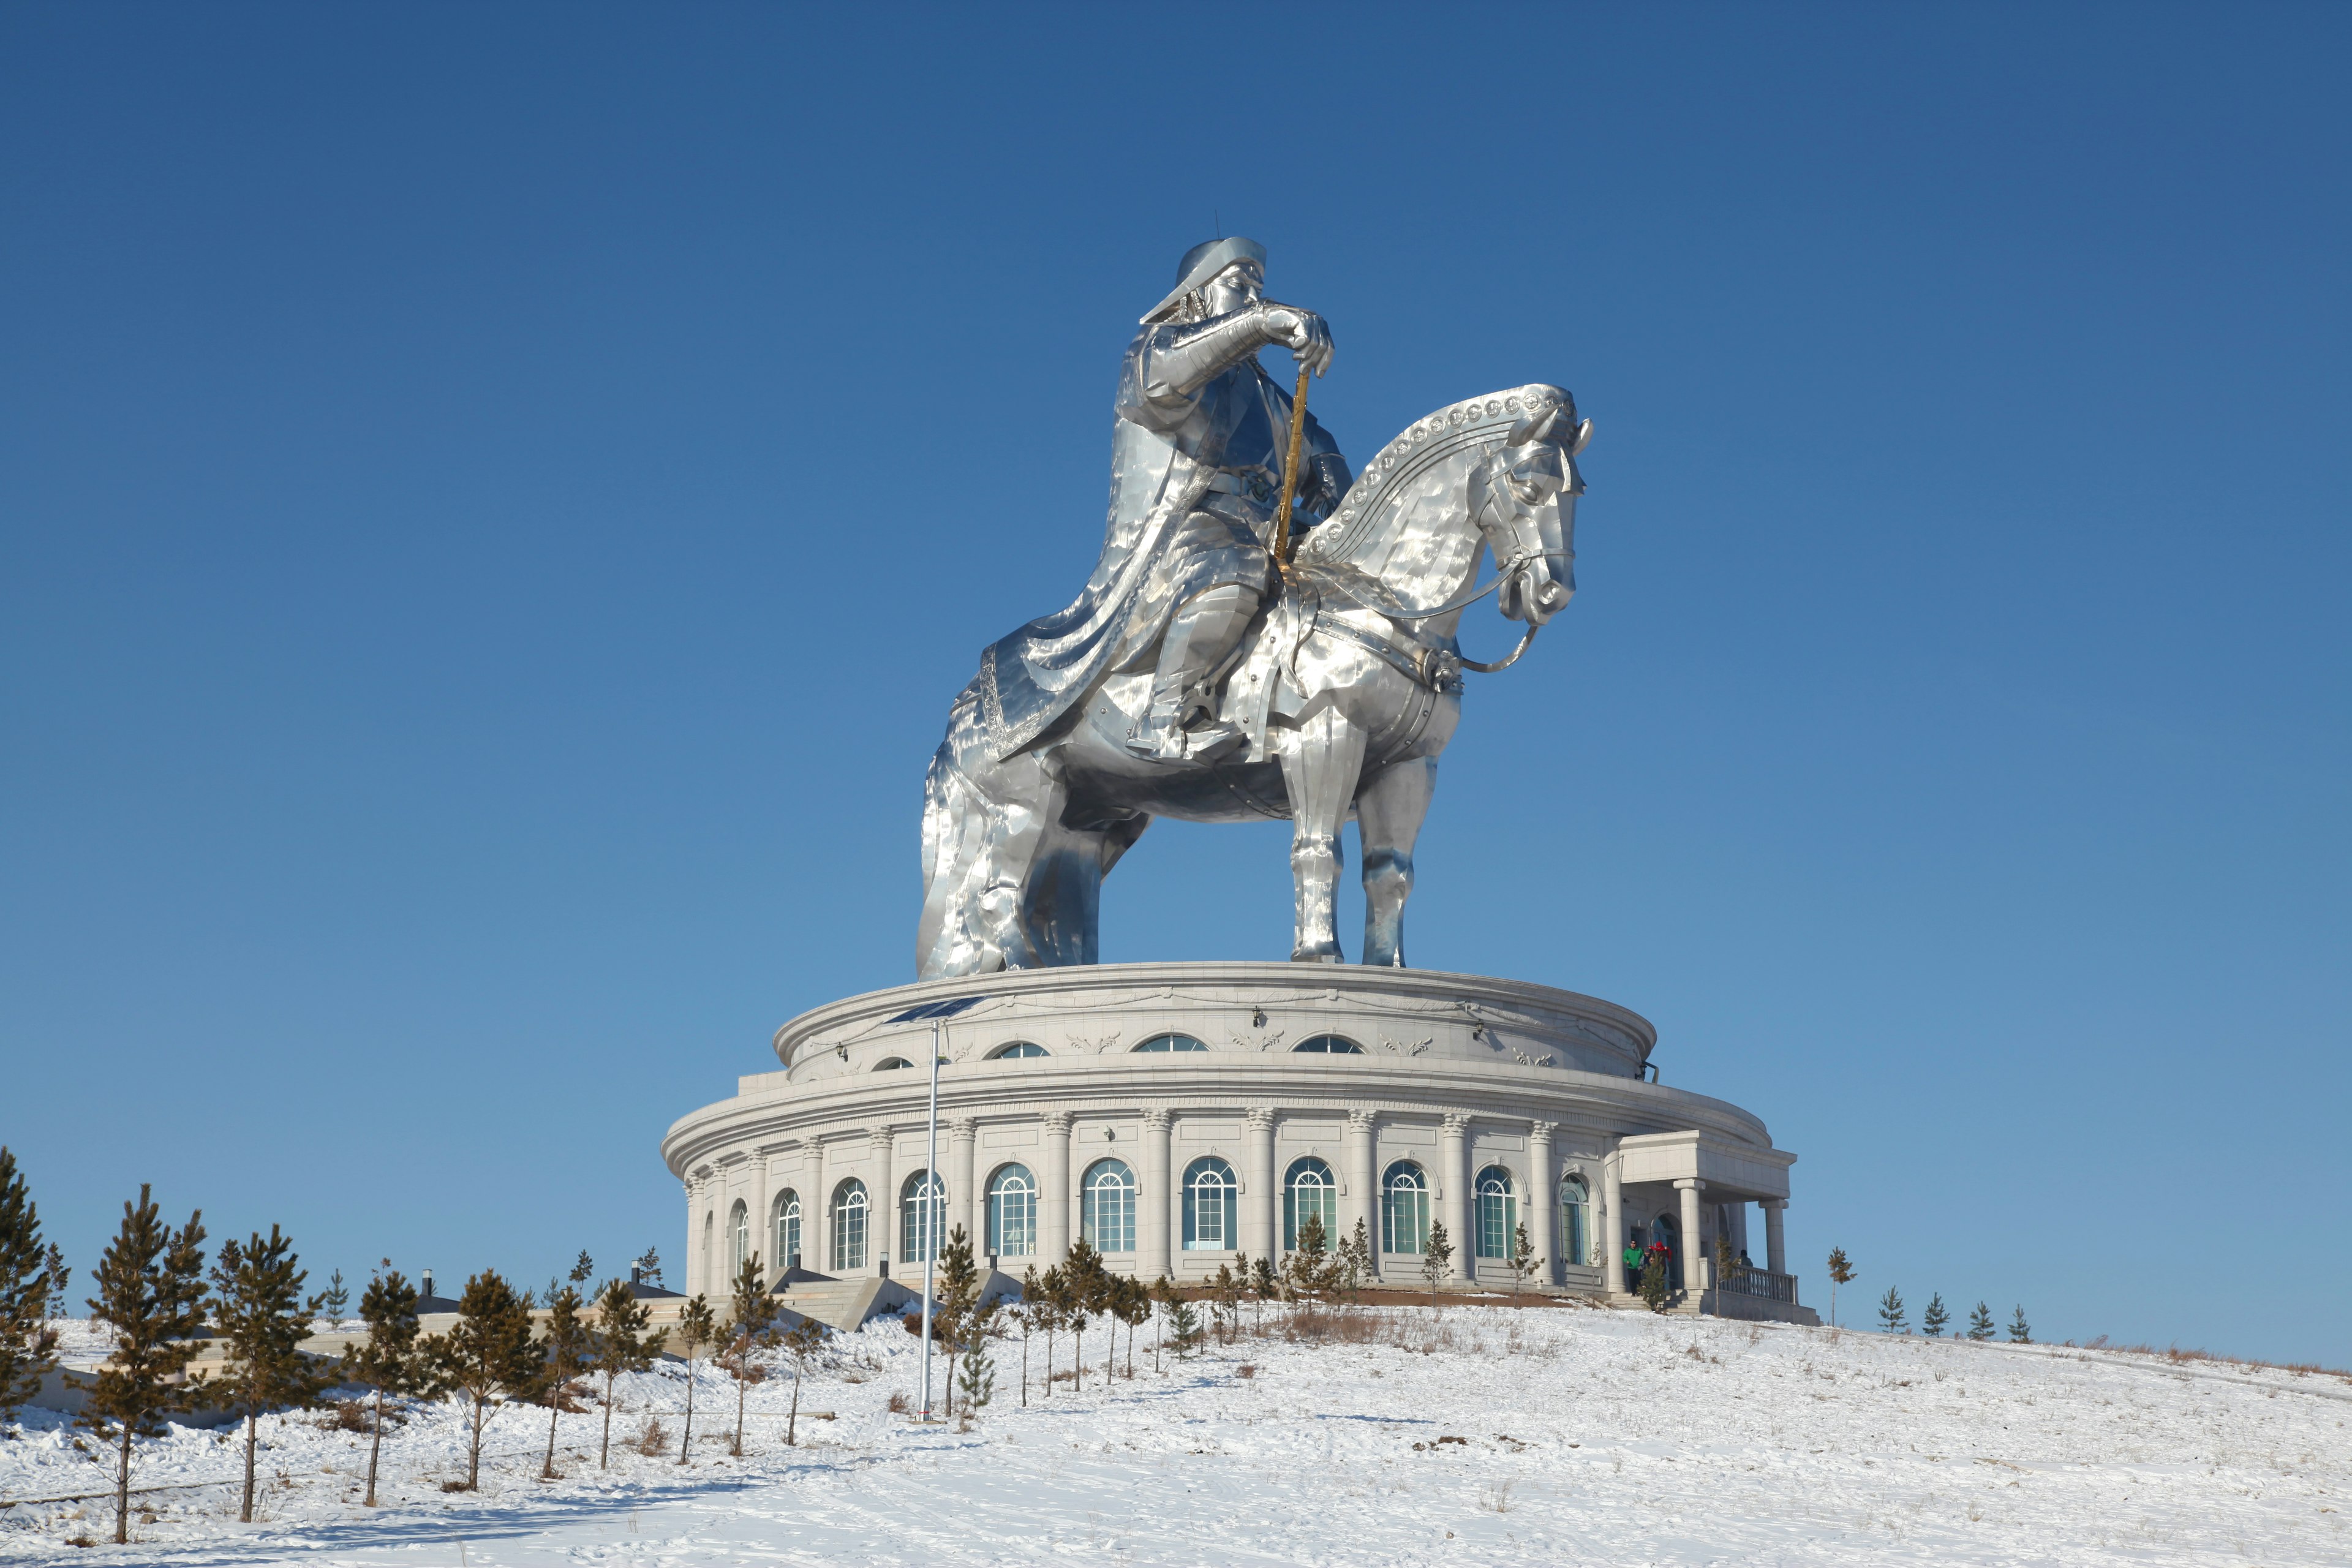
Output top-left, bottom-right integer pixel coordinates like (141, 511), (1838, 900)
(4, 1302), (2345, 1565)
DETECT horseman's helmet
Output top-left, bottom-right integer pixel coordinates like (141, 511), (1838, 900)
(1141, 236), (1267, 325)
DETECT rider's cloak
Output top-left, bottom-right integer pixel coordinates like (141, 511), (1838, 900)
(975, 315), (1348, 761)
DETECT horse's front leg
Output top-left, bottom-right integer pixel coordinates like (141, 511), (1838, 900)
(1357, 756), (1435, 968)
(1276, 707), (1368, 963)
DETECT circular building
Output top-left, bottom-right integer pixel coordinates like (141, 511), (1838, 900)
(662, 961), (1813, 1322)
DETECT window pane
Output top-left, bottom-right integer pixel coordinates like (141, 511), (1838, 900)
(1133, 1033), (1207, 1052)
(1183, 1157), (1234, 1250)
(901, 1172), (946, 1265)
(832, 1181), (868, 1272)
(1381, 1163), (1427, 1255)
(1292, 1034), (1365, 1054)
(987, 1165), (1035, 1257)
(1284, 1158), (1337, 1251)
(1082, 1159), (1135, 1253)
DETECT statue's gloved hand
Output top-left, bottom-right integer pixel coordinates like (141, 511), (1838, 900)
(1258, 303), (1335, 377)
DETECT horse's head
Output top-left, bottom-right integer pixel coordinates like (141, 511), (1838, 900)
(1477, 393), (1589, 627)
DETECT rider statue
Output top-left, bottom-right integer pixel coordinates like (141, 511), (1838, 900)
(975, 237), (1352, 766)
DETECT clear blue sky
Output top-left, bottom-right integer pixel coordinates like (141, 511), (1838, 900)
(4, 6), (2345, 1361)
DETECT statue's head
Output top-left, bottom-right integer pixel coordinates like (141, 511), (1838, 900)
(1142, 236), (1267, 325)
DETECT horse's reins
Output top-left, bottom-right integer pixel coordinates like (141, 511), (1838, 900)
(1270, 371), (1540, 680)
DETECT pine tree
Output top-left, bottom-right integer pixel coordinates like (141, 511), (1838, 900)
(1208, 1262), (1242, 1343)
(717, 1254), (777, 1455)
(0, 1146), (70, 1420)
(589, 1275), (663, 1469)
(80, 1187), (208, 1545)
(1506, 1222), (1540, 1297)
(570, 1251), (595, 1287)
(537, 1284), (594, 1477)
(956, 1325), (995, 1414)
(1877, 1285), (1908, 1333)
(1249, 1253), (1277, 1332)
(211, 1226), (331, 1522)
(632, 1248), (663, 1287)
(1420, 1221), (1454, 1313)
(1148, 1275), (1174, 1373)
(345, 1265), (429, 1507)
(1061, 1240), (1106, 1392)
(778, 1314), (828, 1446)
(426, 1271), (538, 1491)
(1825, 1247), (1855, 1328)
(2008, 1305), (2031, 1344)
(1638, 1245), (1670, 1313)
(671, 1294), (717, 1463)
(1166, 1295), (1204, 1357)
(1283, 1211), (1332, 1299)
(1921, 1293), (1950, 1338)
(319, 1268), (350, 1324)
(932, 1226), (981, 1416)
(1336, 1218), (1371, 1303)
(1967, 1300), (1996, 1342)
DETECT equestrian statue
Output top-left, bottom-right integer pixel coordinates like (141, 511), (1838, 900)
(919, 236), (1588, 978)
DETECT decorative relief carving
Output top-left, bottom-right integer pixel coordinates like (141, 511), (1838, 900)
(1043, 1110), (1074, 1135)
(1245, 1107), (1276, 1131)
(1510, 1049), (1558, 1068)
(1065, 1031), (1122, 1055)
(1239, 1030), (1287, 1053)
(1378, 1034), (1432, 1056)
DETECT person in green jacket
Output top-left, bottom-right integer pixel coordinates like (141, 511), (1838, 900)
(1621, 1237), (1643, 1290)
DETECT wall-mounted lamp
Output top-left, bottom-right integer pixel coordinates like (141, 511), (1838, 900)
(1252, 1009), (1267, 1028)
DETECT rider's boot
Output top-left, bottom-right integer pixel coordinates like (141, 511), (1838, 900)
(1128, 583), (1257, 764)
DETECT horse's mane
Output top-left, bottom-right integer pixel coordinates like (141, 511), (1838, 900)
(1298, 383), (1571, 570)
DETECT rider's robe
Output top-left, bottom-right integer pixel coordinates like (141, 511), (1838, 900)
(976, 314), (1349, 761)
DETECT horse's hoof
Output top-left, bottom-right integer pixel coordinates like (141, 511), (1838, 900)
(1289, 946), (1343, 964)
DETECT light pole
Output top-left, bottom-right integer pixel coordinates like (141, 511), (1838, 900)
(884, 992), (983, 1425)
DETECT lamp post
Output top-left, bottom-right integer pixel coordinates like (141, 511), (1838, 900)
(884, 992), (982, 1426)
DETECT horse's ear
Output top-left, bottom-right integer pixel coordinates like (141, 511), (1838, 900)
(1509, 405), (1561, 447)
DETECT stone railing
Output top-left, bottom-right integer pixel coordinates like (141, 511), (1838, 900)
(1721, 1265), (1796, 1304)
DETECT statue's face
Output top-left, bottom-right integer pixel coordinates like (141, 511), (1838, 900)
(1201, 260), (1264, 317)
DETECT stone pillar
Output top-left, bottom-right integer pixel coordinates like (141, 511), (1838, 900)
(810, 1139), (829, 1273)
(1601, 1151), (1624, 1294)
(750, 1159), (771, 1283)
(682, 1180), (698, 1298)
(951, 1117), (978, 1259)
(1676, 1178), (1706, 1298)
(1042, 1112), (1073, 1263)
(1244, 1107), (1277, 1260)
(1730, 1200), (1749, 1265)
(871, 1128), (895, 1276)
(1344, 1110), (1378, 1280)
(1440, 1114), (1471, 1283)
(1142, 1109), (1173, 1281)
(1763, 1199), (1787, 1276)
(1528, 1121), (1557, 1288)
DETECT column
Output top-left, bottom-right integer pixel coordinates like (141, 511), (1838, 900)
(1763, 1199), (1786, 1276)
(1528, 1121), (1557, 1288)
(681, 1180), (698, 1298)
(871, 1127), (895, 1277)
(1440, 1114), (1471, 1283)
(1042, 1112), (1072, 1263)
(1730, 1200), (1749, 1266)
(1676, 1178), (1706, 1298)
(750, 1159), (771, 1283)
(951, 1117), (979, 1260)
(1344, 1110), (1378, 1280)
(810, 1139), (830, 1274)
(1601, 1150), (1624, 1294)
(1142, 1109), (1173, 1281)
(1243, 1107), (1277, 1260)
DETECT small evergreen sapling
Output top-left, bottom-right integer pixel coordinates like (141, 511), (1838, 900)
(537, 1284), (595, 1477)
(1638, 1244), (1670, 1313)
(632, 1248), (663, 1287)
(671, 1294), (717, 1463)
(1877, 1286), (1908, 1333)
(1825, 1247), (1855, 1328)
(717, 1254), (778, 1455)
(427, 1270), (539, 1491)
(345, 1265), (429, 1507)
(956, 1325), (995, 1414)
(1967, 1300), (1996, 1342)
(210, 1226), (331, 1523)
(319, 1268), (350, 1325)
(1921, 1293), (1950, 1338)
(1420, 1220), (1454, 1312)
(589, 1276), (663, 1469)
(2008, 1305), (2032, 1344)
(931, 1226), (981, 1415)
(0, 1145), (70, 1420)
(81, 1186), (208, 1545)
(1506, 1222), (1540, 1297)
(1166, 1294), (1205, 1357)
(1336, 1218), (1372, 1303)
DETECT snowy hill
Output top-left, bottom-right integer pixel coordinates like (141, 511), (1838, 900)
(2, 1301), (2344, 1564)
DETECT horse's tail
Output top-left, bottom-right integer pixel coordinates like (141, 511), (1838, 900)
(916, 690), (997, 978)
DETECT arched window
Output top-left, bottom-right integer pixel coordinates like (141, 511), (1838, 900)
(1381, 1161), (1429, 1256)
(875, 1057), (913, 1071)
(1132, 1033), (1208, 1052)
(728, 1199), (750, 1281)
(1081, 1158), (1136, 1253)
(1182, 1156), (1238, 1251)
(900, 1170), (946, 1265)
(1284, 1156), (1338, 1251)
(1559, 1173), (1590, 1270)
(772, 1189), (802, 1273)
(1475, 1166), (1517, 1261)
(1292, 1034), (1365, 1054)
(986, 1041), (1047, 1060)
(701, 1210), (715, 1292)
(830, 1179), (869, 1272)
(986, 1164), (1035, 1257)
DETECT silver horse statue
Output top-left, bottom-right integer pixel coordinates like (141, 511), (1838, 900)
(919, 383), (1588, 978)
